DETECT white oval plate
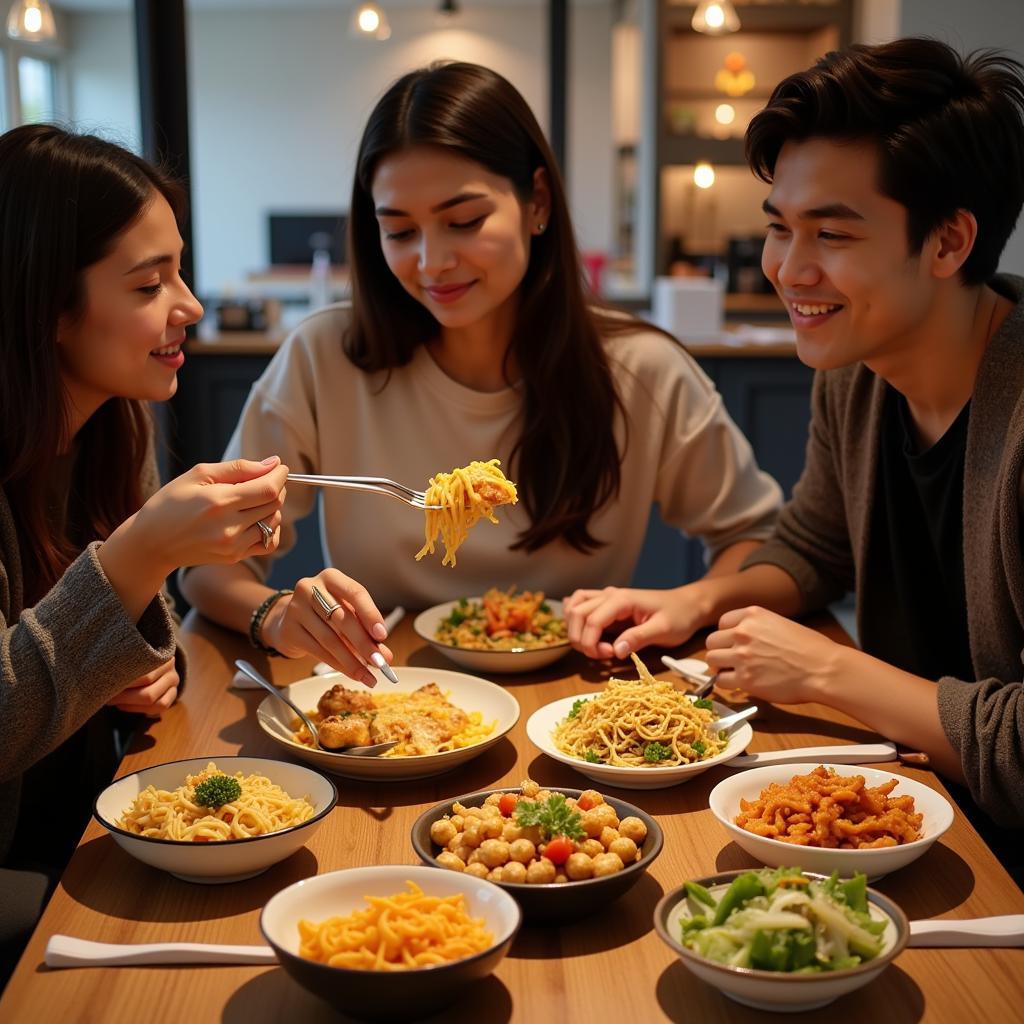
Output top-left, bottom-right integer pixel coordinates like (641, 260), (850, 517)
(526, 693), (753, 789)
(413, 597), (571, 674)
(256, 668), (519, 781)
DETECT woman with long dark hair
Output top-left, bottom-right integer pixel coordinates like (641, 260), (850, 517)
(0, 124), (288, 973)
(182, 62), (780, 680)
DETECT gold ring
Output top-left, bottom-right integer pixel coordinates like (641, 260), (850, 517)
(255, 519), (273, 550)
(311, 585), (342, 621)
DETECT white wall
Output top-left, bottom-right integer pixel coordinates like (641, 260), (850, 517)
(64, 11), (138, 149)
(62, 3), (615, 295)
(897, 0), (1024, 274)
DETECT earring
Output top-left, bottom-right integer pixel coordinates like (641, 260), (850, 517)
(535, 223), (546, 234)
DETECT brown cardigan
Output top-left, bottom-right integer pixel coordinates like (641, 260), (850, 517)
(0, 434), (178, 864)
(745, 274), (1024, 826)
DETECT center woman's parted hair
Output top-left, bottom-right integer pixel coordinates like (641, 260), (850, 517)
(345, 62), (627, 554)
(0, 124), (184, 603)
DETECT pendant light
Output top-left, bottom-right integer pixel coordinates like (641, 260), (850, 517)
(7, 0), (57, 42)
(691, 0), (740, 36)
(350, 2), (391, 41)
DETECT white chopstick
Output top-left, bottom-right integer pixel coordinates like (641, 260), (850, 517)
(45, 935), (277, 968)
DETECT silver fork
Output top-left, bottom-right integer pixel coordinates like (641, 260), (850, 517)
(287, 474), (443, 510)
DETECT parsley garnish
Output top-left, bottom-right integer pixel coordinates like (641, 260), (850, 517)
(567, 697), (591, 719)
(584, 749), (602, 763)
(693, 698), (714, 711)
(644, 741), (672, 762)
(514, 794), (585, 841)
(690, 739), (707, 755)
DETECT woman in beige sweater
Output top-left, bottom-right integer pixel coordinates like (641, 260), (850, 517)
(182, 62), (782, 684)
(0, 126), (288, 975)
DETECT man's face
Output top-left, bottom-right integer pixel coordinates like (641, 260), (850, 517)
(762, 137), (939, 371)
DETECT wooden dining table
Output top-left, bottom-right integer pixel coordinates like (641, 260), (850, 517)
(2, 611), (1022, 1023)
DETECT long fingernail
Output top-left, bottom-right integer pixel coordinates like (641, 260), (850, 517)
(371, 652), (399, 684)
(371, 622), (388, 640)
(260, 455), (280, 466)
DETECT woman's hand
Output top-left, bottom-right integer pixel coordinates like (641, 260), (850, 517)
(704, 606), (844, 703)
(99, 456), (290, 623)
(260, 569), (394, 688)
(133, 456), (290, 573)
(563, 585), (707, 660)
(107, 658), (179, 716)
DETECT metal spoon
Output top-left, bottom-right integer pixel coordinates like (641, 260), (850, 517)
(234, 660), (398, 757)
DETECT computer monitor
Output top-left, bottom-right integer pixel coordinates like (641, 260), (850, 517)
(268, 212), (347, 266)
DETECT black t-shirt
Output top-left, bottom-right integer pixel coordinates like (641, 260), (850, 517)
(867, 386), (973, 682)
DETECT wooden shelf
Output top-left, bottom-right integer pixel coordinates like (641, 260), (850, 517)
(661, 135), (747, 165)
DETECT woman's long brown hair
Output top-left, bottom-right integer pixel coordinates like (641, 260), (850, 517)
(346, 62), (632, 554)
(0, 125), (183, 604)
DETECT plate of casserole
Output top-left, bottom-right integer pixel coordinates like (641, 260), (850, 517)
(256, 667), (519, 780)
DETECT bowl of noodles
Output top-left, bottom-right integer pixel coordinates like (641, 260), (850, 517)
(709, 763), (954, 880)
(525, 656), (753, 789)
(255, 667), (520, 781)
(93, 756), (337, 883)
(260, 864), (521, 1020)
(413, 590), (571, 673)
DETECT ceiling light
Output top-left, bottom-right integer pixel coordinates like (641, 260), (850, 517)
(691, 0), (740, 35)
(7, 0), (56, 42)
(350, 2), (391, 40)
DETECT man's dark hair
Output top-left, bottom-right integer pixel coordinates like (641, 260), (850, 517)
(745, 37), (1024, 284)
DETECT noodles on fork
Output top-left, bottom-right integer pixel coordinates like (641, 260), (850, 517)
(415, 459), (517, 567)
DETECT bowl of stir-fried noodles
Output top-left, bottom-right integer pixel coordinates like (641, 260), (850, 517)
(413, 589), (572, 674)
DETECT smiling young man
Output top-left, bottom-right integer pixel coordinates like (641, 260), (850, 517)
(563, 39), (1024, 854)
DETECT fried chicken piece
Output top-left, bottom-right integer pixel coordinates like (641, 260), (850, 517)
(318, 714), (372, 750)
(371, 711), (448, 754)
(317, 683), (376, 719)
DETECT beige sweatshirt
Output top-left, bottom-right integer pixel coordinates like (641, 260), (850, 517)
(220, 305), (782, 610)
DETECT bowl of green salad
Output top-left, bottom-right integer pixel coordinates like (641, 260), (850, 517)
(654, 867), (909, 1012)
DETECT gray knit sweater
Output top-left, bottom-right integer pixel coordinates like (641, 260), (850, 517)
(0, 443), (178, 864)
(745, 274), (1024, 826)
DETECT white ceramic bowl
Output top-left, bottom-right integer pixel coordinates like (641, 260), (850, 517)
(261, 864), (521, 1020)
(93, 756), (337, 884)
(525, 693), (754, 790)
(413, 597), (571, 673)
(256, 667), (520, 781)
(709, 762), (954, 879)
(654, 870), (909, 1012)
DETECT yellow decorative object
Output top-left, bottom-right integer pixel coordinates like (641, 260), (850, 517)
(715, 51), (756, 97)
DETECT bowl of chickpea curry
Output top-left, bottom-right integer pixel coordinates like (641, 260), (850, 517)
(410, 779), (664, 922)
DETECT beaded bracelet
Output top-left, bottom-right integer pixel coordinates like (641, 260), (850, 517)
(248, 588), (293, 655)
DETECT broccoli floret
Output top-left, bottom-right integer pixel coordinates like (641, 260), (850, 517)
(644, 741), (672, 762)
(193, 775), (242, 808)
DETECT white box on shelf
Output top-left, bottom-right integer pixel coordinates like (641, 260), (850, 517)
(651, 276), (724, 340)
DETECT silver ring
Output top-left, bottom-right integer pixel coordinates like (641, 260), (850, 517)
(311, 584), (342, 622)
(255, 519), (273, 550)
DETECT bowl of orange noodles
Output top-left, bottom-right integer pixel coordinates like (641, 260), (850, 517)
(93, 756), (336, 883)
(413, 591), (572, 673)
(260, 864), (521, 1020)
